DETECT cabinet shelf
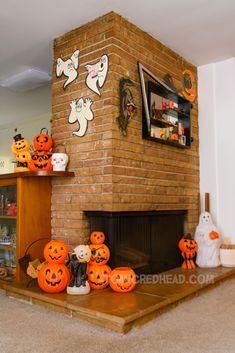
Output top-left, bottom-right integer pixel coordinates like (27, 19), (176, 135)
(143, 80), (192, 148)
(0, 216), (16, 220)
(0, 244), (15, 251)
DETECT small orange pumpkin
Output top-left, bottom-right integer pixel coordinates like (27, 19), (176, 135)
(178, 235), (198, 254)
(29, 150), (53, 171)
(109, 267), (136, 293)
(33, 128), (53, 151)
(89, 244), (110, 266)
(88, 264), (111, 290)
(44, 240), (68, 264)
(209, 230), (219, 240)
(90, 231), (105, 245)
(38, 263), (70, 293)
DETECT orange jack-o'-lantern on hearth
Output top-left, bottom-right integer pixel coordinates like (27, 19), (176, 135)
(90, 231), (105, 245)
(44, 240), (68, 264)
(38, 263), (70, 293)
(88, 264), (111, 290)
(89, 244), (110, 266)
(109, 267), (136, 293)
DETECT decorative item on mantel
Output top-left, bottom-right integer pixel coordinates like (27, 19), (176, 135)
(29, 128), (53, 171)
(11, 134), (31, 172)
(178, 234), (198, 270)
(51, 144), (69, 172)
(67, 245), (91, 295)
(117, 77), (137, 136)
(194, 212), (221, 268)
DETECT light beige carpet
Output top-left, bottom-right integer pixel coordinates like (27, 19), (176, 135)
(1, 278), (235, 353)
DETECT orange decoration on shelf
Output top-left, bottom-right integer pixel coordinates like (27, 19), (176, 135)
(89, 244), (110, 266)
(38, 263), (70, 293)
(33, 128), (53, 151)
(90, 231), (105, 245)
(178, 234), (198, 270)
(181, 69), (196, 103)
(29, 150), (53, 171)
(44, 240), (68, 264)
(88, 264), (111, 290)
(109, 267), (136, 293)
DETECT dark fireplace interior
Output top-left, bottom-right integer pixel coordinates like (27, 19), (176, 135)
(85, 210), (187, 274)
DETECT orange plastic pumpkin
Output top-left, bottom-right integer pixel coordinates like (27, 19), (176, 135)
(33, 128), (53, 151)
(44, 240), (68, 264)
(38, 263), (70, 293)
(29, 150), (53, 171)
(181, 69), (196, 103)
(88, 264), (111, 290)
(178, 234), (198, 270)
(209, 230), (219, 240)
(109, 267), (136, 293)
(90, 231), (105, 245)
(89, 244), (110, 266)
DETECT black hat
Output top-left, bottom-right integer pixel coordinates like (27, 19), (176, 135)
(13, 134), (23, 142)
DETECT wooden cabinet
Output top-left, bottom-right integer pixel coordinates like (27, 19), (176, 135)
(0, 171), (74, 284)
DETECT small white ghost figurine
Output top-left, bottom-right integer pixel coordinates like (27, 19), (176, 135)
(51, 153), (69, 171)
(194, 212), (221, 268)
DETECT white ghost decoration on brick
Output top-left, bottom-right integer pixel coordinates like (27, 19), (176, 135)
(56, 50), (80, 89)
(85, 54), (108, 96)
(68, 97), (94, 137)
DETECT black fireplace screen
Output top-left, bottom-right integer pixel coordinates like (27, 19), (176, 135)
(85, 210), (187, 275)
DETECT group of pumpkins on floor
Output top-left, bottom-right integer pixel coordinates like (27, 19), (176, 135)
(11, 128), (68, 172)
(37, 231), (137, 295)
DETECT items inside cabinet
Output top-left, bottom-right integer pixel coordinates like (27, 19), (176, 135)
(138, 62), (193, 148)
(0, 185), (16, 282)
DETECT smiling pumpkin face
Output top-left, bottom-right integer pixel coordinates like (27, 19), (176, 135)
(38, 263), (70, 293)
(11, 134), (31, 154)
(33, 129), (53, 151)
(109, 267), (136, 293)
(89, 244), (110, 265)
(88, 264), (111, 290)
(29, 150), (53, 171)
(44, 240), (68, 264)
(178, 234), (198, 254)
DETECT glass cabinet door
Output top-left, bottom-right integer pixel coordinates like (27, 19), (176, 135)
(0, 185), (17, 282)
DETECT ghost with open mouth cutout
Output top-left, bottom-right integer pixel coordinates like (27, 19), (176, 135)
(56, 49), (80, 89)
(85, 54), (109, 96)
(68, 97), (94, 137)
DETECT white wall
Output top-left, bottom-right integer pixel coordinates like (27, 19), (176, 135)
(0, 113), (51, 174)
(198, 57), (235, 243)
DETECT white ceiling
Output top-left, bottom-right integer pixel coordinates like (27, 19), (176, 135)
(1, 0), (235, 127)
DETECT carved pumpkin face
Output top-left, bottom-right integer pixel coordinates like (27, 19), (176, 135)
(181, 69), (196, 103)
(44, 240), (68, 264)
(33, 129), (53, 151)
(90, 231), (105, 245)
(89, 244), (110, 265)
(29, 151), (52, 171)
(88, 264), (111, 290)
(109, 267), (136, 293)
(178, 234), (198, 254)
(38, 263), (70, 293)
(11, 136), (31, 155)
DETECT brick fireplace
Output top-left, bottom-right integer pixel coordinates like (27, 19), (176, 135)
(51, 12), (199, 253)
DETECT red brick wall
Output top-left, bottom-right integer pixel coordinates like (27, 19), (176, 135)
(52, 12), (199, 247)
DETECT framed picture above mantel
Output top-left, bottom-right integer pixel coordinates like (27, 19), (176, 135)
(138, 63), (193, 148)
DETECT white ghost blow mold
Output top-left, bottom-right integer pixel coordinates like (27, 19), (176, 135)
(194, 212), (221, 268)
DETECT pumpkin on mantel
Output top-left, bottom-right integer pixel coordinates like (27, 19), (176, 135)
(29, 150), (53, 171)
(33, 128), (53, 151)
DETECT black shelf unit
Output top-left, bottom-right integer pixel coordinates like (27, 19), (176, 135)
(143, 80), (192, 148)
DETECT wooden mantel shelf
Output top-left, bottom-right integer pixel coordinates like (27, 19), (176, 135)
(0, 171), (75, 179)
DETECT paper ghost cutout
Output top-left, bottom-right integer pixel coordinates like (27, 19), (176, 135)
(56, 50), (80, 89)
(85, 54), (109, 96)
(68, 98), (94, 137)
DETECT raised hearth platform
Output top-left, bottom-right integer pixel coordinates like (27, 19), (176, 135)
(2, 266), (235, 333)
